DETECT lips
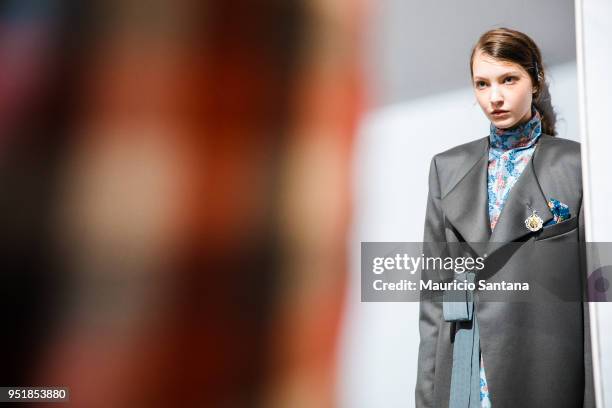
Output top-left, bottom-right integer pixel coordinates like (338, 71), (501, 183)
(492, 110), (509, 116)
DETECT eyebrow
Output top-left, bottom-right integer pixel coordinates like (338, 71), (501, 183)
(473, 71), (523, 81)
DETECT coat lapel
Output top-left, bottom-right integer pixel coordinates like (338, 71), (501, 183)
(441, 134), (555, 258)
(485, 134), (554, 256)
(441, 138), (490, 258)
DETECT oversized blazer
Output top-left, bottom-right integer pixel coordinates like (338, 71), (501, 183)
(415, 134), (595, 408)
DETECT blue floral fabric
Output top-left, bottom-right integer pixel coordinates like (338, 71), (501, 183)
(544, 198), (571, 225)
(479, 354), (491, 408)
(481, 107), (543, 407)
(487, 107), (543, 230)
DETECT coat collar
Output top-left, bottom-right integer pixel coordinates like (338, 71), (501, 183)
(441, 134), (555, 258)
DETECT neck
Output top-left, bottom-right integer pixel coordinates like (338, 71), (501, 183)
(489, 107), (542, 150)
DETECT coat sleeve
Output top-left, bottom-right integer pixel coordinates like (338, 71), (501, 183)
(415, 156), (446, 408)
(578, 197), (596, 408)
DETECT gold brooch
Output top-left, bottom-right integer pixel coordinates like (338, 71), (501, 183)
(525, 209), (543, 232)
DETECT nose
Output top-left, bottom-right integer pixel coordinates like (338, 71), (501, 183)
(489, 85), (503, 106)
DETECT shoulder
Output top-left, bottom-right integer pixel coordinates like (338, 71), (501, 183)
(536, 134), (581, 171)
(539, 134), (580, 151)
(429, 136), (488, 193)
(432, 136), (488, 165)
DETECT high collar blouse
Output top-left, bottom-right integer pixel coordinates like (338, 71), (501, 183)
(487, 108), (543, 231)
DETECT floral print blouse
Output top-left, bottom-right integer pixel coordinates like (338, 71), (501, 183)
(487, 108), (543, 230)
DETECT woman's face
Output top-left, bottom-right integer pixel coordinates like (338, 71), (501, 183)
(472, 50), (536, 129)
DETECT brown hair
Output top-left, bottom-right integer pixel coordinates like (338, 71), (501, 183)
(470, 27), (556, 136)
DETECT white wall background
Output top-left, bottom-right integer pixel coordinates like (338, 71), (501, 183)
(364, 0), (576, 108)
(579, 0), (612, 406)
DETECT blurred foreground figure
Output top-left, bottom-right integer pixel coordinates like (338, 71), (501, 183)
(1, 0), (364, 406)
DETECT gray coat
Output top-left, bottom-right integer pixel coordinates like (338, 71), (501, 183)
(415, 134), (595, 408)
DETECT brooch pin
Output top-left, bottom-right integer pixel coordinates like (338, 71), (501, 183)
(525, 208), (543, 232)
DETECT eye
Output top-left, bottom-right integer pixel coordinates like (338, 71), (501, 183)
(504, 76), (518, 84)
(475, 80), (487, 89)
